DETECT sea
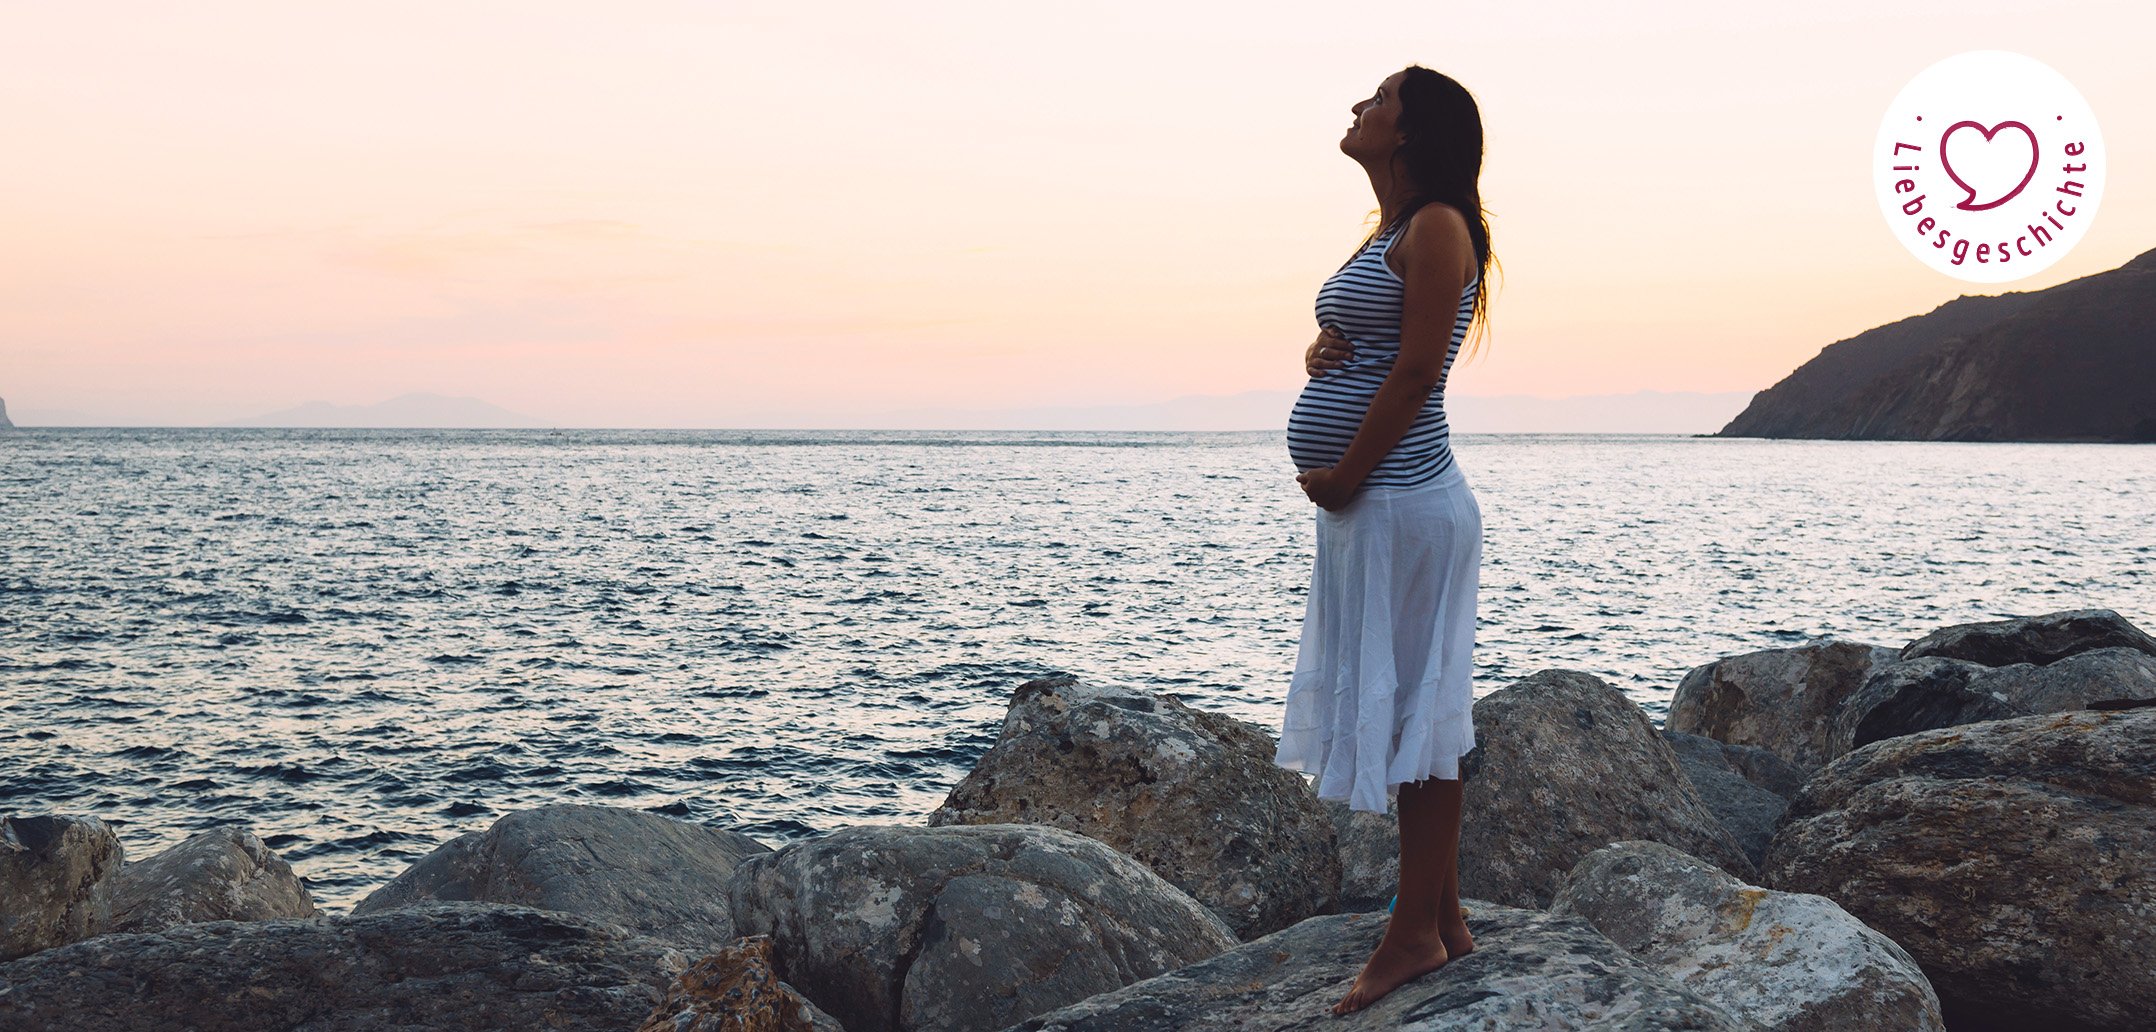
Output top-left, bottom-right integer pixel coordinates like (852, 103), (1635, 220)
(3, 428), (2150, 911)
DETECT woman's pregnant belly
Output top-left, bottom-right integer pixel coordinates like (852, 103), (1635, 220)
(1286, 364), (1387, 472)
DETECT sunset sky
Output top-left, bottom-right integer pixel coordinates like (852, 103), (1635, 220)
(3, 0), (2150, 427)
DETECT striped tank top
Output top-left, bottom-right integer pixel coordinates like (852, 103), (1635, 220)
(1286, 215), (1478, 488)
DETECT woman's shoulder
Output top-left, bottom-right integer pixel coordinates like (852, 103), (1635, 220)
(1406, 201), (1472, 239)
(1396, 203), (1477, 282)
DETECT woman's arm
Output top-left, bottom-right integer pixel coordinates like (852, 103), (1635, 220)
(1330, 377), (1438, 486)
(1329, 205), (1476, 486)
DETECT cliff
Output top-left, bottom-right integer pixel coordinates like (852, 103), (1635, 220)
(1718, 248), (2156, 442)
(0, 396), (12, 428)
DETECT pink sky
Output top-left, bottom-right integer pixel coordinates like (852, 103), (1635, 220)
(3, 0), (2150, 427)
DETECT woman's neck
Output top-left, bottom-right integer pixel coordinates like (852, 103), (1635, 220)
(1374, 192), (1419, 232)
(1366, 164), (1420, 231)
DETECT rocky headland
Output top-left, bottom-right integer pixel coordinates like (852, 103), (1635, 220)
(5, 607), (2153, 1031)
(1717, 247), (2156, 442)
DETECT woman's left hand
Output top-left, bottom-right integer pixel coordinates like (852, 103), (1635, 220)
(1297, 466), (1359, 512)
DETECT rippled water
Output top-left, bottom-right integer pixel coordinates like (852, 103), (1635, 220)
(3, 428), (2150, 911)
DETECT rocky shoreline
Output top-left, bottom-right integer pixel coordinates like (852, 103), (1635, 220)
(5, 607), (2152, 1031)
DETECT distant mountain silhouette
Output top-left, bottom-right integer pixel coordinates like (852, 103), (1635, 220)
(1719, 248), (2156, 442)
(0, 396), (13, 428)
(217, 392), (552, 428)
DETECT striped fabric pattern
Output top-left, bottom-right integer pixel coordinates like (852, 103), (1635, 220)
(1286, 216), (1479, 488)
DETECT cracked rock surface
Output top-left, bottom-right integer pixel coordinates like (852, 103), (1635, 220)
(1667, 639), (1900, 771)
(1661, 731), (1803, 869)
(1460, 670), (1755, 908)
(0, 814), (124, 961)
(110, 825), (319, 935)
(726, 822), (1237, 1032)
(1001, 899), (1749, 1031)
(1899, 608), (2156, 667)
(1553, 840), (1943, 1032)
(633, 933), (846, 1032)
(1765, 708), (2156, 1032)
(927, 674), (1340, 940)
(0, 900), (688, 1031)
(1826, 648), (2156, 761)
(354, 803), (771, 952)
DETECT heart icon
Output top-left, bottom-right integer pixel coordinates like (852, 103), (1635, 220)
(1939, 120), (2038, 211)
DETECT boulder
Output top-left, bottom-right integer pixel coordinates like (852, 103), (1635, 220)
(927, 674), (1339, 939)
(0, 901), (687, 1031)
(1667, 639), (1900, 769)
(1823, 657), (2013, 761)
(1660, 734), (1789, 869)
(1322, 798), (1399, 913)
(1764, 709), (2156, 1032)
(1826, 648), (2156, 761)
(109, 826), (318, 934)
(1329, 720), (1790, 914)
(354, 803), (771, 951)
(1900, 608), (2156, 666)
(726, 822), (1237, 1032)
(1551, 840), (1944, 1032)
(0, 815), (124, 961)
(635, 934), (846, 1032)
(1001, 901), (1750, 1031)
(1459, 670), (1754, 908)
(1660, 730), (1807, 799)
(2004, 646), (2156, 711)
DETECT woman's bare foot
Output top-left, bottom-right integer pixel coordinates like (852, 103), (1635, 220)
(1331, 921), (1451, 1016)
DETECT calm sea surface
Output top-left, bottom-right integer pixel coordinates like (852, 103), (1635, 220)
(3, 428), (2151, 910)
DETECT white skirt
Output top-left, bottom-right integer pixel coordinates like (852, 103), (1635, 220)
(1274, 462), (1482, 814)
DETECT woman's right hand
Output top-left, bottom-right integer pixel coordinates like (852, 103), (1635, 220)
(1306, 325), (1355, 378)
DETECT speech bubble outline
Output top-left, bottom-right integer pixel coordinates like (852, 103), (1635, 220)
(1940, 119), (2038, 212)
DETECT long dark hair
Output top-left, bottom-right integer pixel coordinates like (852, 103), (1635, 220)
(1357, 65), (1499, 359)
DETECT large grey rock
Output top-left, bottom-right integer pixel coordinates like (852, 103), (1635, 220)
(1660, 734), (1790, 869)
(1823, 657), (2013, 760)
(1667, 639), (1900, 769)
(633, 934), (846, 1032)
(2003, 646), (2156, 711)
(1323, 798), (1399, 913)
(109, 825), (319, 934)
(727, 822), (1237, 1032)
(0, 815), (124, 961)
(1460, 670), (1755, 908)
(1826, 648), (2156, 761)
(1764, 709), (2156, 1032)
(1552, 840), (1944, 1032)
(1660, 730), (1807, 800)
(0, 900), (688, 1031)
(1900, 607), (2156, 666)
(926, 674), (1338, 940)
(354, 803), (771, 951)
(1001, 900), (1750, 1031)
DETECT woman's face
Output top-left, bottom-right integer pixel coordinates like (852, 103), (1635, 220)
(1341, 71), (1408, 162)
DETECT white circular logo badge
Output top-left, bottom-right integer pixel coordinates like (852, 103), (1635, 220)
(1874, 50), (2104, 283)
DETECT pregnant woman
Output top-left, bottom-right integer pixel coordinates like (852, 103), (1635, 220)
(1274, 65), (1496, 1015)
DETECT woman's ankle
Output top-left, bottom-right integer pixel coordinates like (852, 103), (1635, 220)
(1393, 897), (1446, 925)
